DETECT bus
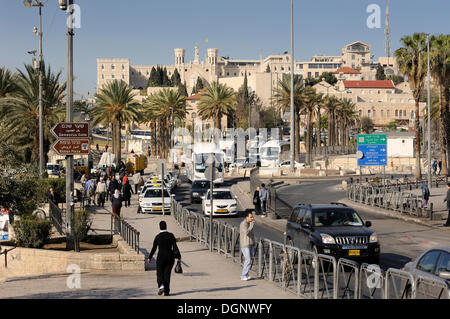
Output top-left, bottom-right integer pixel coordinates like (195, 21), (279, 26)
(186, 142), (224, 184)
(259, 140), (290, 167)
(130, 130), (151, 140)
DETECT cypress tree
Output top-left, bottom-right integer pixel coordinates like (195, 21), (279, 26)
(148, 67), (158, 87)
(376, 63), (386, 80)
(195, 77), (204, 92)
(171, 68), (181, 87)
(157, 66), (164, 86)
(265, 64), (271, 73)
(162, 67), (171, 86)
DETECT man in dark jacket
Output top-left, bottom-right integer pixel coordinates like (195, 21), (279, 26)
(122, 180), (134, 207)
(443, 183), (450, 227)
(147, 221), (181, 296)
(109, 175), (119, 199)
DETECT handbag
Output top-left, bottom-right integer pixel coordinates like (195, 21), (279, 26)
(174, 260), (182, 274)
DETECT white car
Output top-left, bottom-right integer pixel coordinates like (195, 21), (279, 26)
(201, 188), (238, 217)
(139, 187), (172, 214)
(278, 160), (306, 169)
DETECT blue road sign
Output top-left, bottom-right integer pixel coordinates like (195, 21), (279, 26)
(357, 144), (387, 166)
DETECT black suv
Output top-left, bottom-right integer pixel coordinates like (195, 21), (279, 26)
(285, 203), (380, 264)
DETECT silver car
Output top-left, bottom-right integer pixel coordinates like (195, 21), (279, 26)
(403, 247), (450, 298)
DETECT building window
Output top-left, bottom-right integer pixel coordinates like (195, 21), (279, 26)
(274, 66), (277, 71)
(220, 73), (222, 76)
(359, 110), (362, 117)
(122, 65), (124, 70)
(227, 72), (229, 76)
(249, 73), (251, 76)
(387, 110), (390, 117)
(308, 72), (312, 78)
(368, 110), (371, 117)
(361, 90), (365, 94)
(111, 64), (115, 70)
(101, 74), (104, 79)
(315, 72), (319, 78)
(403, 110), (406, 117)
(381, 110), (384, 118)
(352, 55), (355, 60)
(112, 75), (115, 79)
(122, 75), (124, 79)
(395, 110), (398, 117)
(234, 72), (237, 76)
(373, 110), (376, 118)
(281, 66), (284, 71)
(101, 64), (104, 70)
(411, 110), (414, 119)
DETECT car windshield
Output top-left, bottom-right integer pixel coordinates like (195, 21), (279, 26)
(236, 158), (246, 163)
(193, 181), (210, 189)
(313, 209), (363, 227)
(207, 191), (233, 200)
(144, 189), (170, 198)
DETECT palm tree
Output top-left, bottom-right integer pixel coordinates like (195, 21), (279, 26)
(315, 93), (325, 154)
(197, 82), (236, 131)
(395, 33), (428, 179)
(336, 98), (358, 146)
(272, 74), (303, 161)
(429, 34), (450, 176)
(144, 88), (187, 158)
(0, 62), (65, 163)
(0, 67), (16, 98)
(92, 80), (141, 165)
(300, 87), (321, 165)
(323, 96), (341, 147)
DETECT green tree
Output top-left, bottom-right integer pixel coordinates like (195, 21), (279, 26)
(162, 67), (171, 87)
(235, 73), (250, 129)
(179, 81), (188, 97)
(387, 75), (405, 85)
(272, 74), (303, 161)
(260, 106), (282, 129)
(300, 87), (322, 165)
(0, 67), (16, 98)
(336, 98), (358, 146)
(171, 68), (182, 87)
(376, 63), (386, 80)
(92, 80), (141, 165)
(305, 77), (320, 87)
(395, 33), (428, 179)
(197, 82), (236, 131)
(147, 67), (159, 87)
(360, 116), (374, 134)
(144, 88), (187, 158)
(430, 34), (450, 176)
(323, 96), (341, 147)
(0, 62), (65, 164)
(386, 121), (398, 131)
(318, 72), (338, 85)
(265, 65), (271, 73)
(192, 77), (205, 95)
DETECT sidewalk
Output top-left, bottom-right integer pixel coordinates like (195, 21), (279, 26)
(0, 169), (298, 299)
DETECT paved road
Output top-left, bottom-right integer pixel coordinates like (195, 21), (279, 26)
(275, 181), (450, 270)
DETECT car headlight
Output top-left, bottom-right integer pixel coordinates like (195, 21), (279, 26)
(193, 192), (199, 196)
(369, 232), (378, 243)
(320, 234), (336, 244)
(230, 203), (237, 207)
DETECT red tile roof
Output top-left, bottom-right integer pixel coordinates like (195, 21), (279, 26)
(333, 67), (361, 74)
(343, 80), (395, 89)
(186, 92), (204, 100)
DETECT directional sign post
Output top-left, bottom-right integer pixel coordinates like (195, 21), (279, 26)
(357, 134), (387, 166)
(51, 122), (90, 156)
(51, 139), (90, 156)
(51, 122), (89, 139)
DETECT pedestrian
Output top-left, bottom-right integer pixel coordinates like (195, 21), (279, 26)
(137, 176), (145, 193)
(96, 177), (107, 208)
(109, 175), (119, 201)
(96, 143), (99, 151)
(111, 189), (123, 217)
(123, 173), (129, 186)
(253, 187), (261, 215)
(88, 179), (97, 206)
(48, 188), (56, 204)
(105, 177), (111, 201)
(147, 146), (151, 158)
(106, 166), (111, 178)
(240, 211), (256, 281)
(105, 145), (109, 152)
(259, 183), (269, 217)
(421, 182), (430, 208)
(443, 183), (450, 227)
(438, 161), (442, 175)
(122, 180), (134, 207)
(147, 221), (181, 296)
(133, 172), (141, 194)
(432, 159), (438, 176)
(80, 173), (87, 186)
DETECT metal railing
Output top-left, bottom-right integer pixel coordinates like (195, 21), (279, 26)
(170, 197), (448, 299)
(113, 214), (140, 254)
(48, 199), (65, 235)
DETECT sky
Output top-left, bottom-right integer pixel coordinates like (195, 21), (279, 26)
(1, 0), (449, 99)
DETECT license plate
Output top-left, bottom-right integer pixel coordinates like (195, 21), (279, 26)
(153, 207), (162, 211)
(216, 209), (228, 213)
(349, 250), (360, 256)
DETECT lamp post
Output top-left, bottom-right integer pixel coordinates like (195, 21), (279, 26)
(426, 33), (431, 187)
(59, 0), (76, 250)
(24, 0), (46, 177)
(289, 0), (295, 173)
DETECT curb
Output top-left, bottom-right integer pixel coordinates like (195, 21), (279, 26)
(340, 198), (449, 231)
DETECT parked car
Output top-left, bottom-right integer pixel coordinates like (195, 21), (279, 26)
(278, 160), (306, 169)
(285, 203), (380, 264)
(201, 188), (238, 217)
(138, 187), (171, 214)
(190, 180), (210, 203)
(402, 247), (450, 298)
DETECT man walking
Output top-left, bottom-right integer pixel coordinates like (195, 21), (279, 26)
(240, 212), (256, 281)
(147, 221), (181, 296)
(96, 177), (107, 208)
(259, 183), (269, 217)
(443, 183), (450, 227)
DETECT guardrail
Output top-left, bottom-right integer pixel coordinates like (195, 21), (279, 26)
(170, 197), (448, 299)
(347, 183), (431, 218)
(113, 214), (140, 253)
(48, 199), (65, 235)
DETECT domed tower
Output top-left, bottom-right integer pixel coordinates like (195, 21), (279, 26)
(207, 48), (218, 65)
(174, 48), (185, 65)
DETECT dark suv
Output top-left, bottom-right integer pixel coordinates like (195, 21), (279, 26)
(285, 203), (380, 264)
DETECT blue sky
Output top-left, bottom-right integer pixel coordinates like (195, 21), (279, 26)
(1, 0), (449, 99)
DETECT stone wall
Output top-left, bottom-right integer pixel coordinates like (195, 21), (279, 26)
(0, 235), (144, 281)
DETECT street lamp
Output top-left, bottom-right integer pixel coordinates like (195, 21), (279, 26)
(290, 0), (295, 173)
(426, 33), (431, 187)
(24, 0), (47, 177)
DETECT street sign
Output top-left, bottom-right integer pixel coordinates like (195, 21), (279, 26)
(51, 122), (89, 139)
(51, 139), (90, 156)
(357, 134), (387, 166)
(357, 134), (387, 145)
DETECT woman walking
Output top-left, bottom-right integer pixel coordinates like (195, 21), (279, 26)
(253, 187), (261, 215)
(422, 182), (430, 208)
(122, 180), (134, 207)
(111, 189), (123, 217)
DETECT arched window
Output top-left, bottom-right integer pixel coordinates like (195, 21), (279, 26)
(395, 110), (398, 117)
(410, 110), (414, 119)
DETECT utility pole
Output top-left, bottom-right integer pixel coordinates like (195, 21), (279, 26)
(289, 0), (295, 173)
(426, 33), (431, 188)
(209, 153), (214, 252)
